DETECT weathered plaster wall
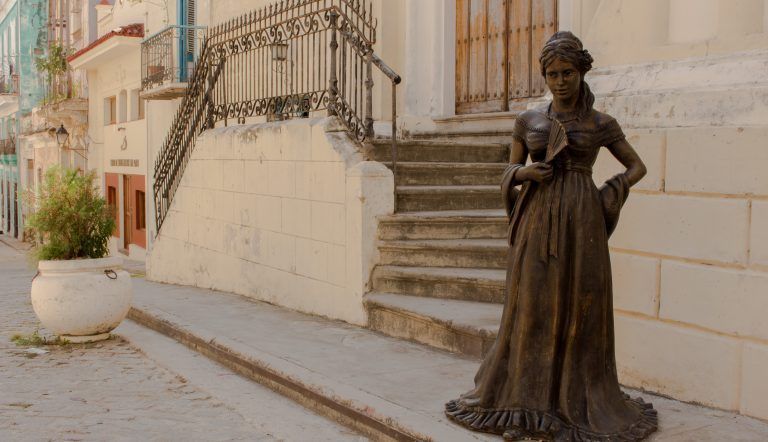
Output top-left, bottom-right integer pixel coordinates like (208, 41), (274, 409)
(96, 0), (172, 37)
(0, 1), (19, 81)
(148, 117), (393, 324)
(0, 152), (17, 235)
(587, 50), (768, 420)
(18, 0), (47, 113)
(582, 0), (768, 67)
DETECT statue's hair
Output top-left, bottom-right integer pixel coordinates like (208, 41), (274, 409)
(539, 31), (593, 76)
(539, 31), (595, 116)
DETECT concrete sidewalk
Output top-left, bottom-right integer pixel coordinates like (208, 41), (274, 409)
(0, 237), (364, 441)
(0, 234), (31, 252)
(125, 277), (768, 441)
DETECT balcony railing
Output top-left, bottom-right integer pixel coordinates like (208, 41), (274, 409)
(141, 25), (207, 91)
(0, 137), (15, 155)
(0, 74), (19, 95)
(42, 70), (83, 104)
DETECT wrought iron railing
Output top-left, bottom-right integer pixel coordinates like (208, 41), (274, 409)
(141, 25), (207, 91)
(153, 0), (401, 233)
(0, 137), (15, 155)
(153, 41), (224, 226)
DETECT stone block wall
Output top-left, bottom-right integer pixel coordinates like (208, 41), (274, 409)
(590, 56), (768, 418)
(147, 118), (393, 325)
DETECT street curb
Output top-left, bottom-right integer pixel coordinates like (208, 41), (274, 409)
(127, 306), (427, 442)
(0, 236), (32, 252)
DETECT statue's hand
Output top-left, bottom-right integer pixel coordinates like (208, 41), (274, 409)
(520, 162), (553, 183)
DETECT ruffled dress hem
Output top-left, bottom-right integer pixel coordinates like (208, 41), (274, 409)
(445, 395), (658, 442)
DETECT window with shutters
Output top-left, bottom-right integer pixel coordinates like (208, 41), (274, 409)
(185, 0), (196, 53)
(456, 0), (557, 114)
(179, 0), (197, 82)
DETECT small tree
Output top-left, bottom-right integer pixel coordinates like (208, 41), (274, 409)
(35, 43), (72, 103)
(26, 167), (115, 261)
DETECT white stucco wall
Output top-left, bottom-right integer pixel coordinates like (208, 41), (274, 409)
(145, 97), (182, 246)
(97, 0), (173, 37)
(85, 45), (146, 180)
(584, 49), (768, 420)
(148, 117), (393, 324)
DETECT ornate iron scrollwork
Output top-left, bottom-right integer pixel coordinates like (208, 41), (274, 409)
(153, 0), (400, 234)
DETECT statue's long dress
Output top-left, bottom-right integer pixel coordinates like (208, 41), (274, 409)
(445, 106), (658, 441)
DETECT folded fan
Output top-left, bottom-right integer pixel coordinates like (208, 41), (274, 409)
(545, 118), (569, 163)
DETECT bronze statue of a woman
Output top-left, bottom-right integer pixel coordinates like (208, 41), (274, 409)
(445, 32), (658, 441)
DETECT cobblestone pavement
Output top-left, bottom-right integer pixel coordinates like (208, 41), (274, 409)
(0, 238), (365, 442)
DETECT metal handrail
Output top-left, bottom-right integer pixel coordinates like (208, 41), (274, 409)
(153, 0), (401, 233)
(371, 53), (401, 211)
(371, 54), (400, 84)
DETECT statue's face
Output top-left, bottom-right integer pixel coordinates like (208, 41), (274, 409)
(544, 58), (581, 102)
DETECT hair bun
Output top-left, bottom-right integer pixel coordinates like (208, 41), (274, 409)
(539, 31), (592, 76)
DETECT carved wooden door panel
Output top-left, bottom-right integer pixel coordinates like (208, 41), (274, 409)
(456, 0), (507, 114)
(456, 0), (557, 115)
(529, 0), (558, 98)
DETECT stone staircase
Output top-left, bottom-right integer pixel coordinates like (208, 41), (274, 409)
(364, 138), (511, 358)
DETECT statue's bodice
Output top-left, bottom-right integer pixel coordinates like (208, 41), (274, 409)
(512, 105), (625, 168)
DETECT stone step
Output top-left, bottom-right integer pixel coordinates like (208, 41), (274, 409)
(385, 162), (506, 186)
(404, 108), (531, 144)
(396, 185), (502, 212)
(364, 292), (501, 358)
(378, 238), (508, 269)
(371, 265), (506, 304)
(370, 140), (508, 163)
(378, 209), (508, 241)
(127, 279), (502, 441)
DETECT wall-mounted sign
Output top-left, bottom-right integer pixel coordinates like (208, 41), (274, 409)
(110, 159), (139, 167)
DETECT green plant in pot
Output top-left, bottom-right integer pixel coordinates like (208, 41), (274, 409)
(27, 167), (132, 343)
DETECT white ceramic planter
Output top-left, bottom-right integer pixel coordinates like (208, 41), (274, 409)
(30, 256), (132, 343)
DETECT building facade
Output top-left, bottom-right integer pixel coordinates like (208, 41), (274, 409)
(0, 0), (48, 239)
(66, 0), (193, 260)
(143, 0), (768, 423)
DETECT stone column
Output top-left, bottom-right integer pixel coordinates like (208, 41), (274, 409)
(668, 0), (719, 44)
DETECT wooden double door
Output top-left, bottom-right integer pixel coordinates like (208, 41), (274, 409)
(456, 0), (557, 114)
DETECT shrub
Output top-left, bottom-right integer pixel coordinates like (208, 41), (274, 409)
(26, 167), (115, 261)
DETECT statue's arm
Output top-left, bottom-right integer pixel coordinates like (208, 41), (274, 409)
(510, 138), (552, 183)
(501, 139), (528, 190)
(501, 139), (530, 218)
(606, 138), (647, 187)
(510, 138), (528, 166)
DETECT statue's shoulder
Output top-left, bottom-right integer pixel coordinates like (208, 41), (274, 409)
(590, 109), (620, 130)
(588, 110), (626, 145)
(515, 106), (550, 132)
(520, 103), (550, 121)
